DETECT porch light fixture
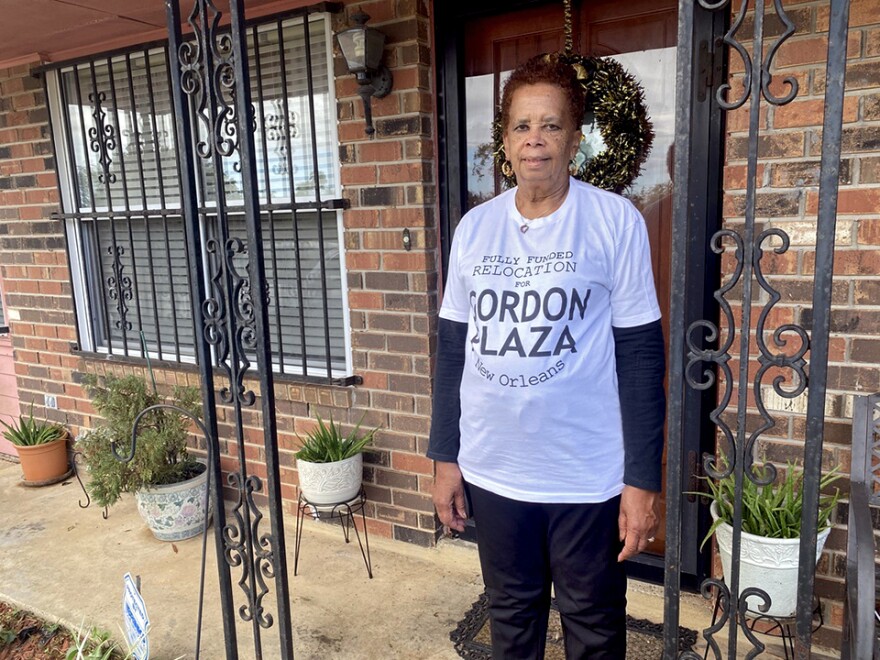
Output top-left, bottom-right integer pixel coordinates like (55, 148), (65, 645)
(335, 11), (393, 136)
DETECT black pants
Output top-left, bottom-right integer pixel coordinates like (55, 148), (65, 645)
(468, 484), (627, 660)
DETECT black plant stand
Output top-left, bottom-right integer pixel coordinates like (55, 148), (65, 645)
(703, 585), (822, 660)
(293, 488), (373, 579)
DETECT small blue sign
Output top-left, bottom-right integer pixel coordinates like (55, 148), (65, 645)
(123, 573), (150, 660)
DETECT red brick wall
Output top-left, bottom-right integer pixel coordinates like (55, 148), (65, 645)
(721, 0), (880, 648)
(0, 64), (83, 437)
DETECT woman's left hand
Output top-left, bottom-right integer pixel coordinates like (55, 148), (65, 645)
(617, 485), (660, 562)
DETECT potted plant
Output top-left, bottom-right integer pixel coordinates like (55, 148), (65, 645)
(295, 413), (377, 505)
(77, 373), (211, 542)
(1, 403), (69, 485)
(699, 458), (841, 617)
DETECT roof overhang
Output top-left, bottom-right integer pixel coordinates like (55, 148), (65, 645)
(0, 0), (324, 69)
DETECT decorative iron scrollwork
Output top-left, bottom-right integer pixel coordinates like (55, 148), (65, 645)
(715, 0), (751, 110)
(224, 235), (257, 406)
(214, 33), (239, 160)
(697, 0), (732, 10)
(737, 588), (769, 659)
(746, 228), (810, 484)
(677, 0), (817, 657)
(88, 91), (117, 184)
(178, 38), (205, 153)
(246, 475), (275, 629)
(167, 1), (300, 656)
(687, 229), (743, 480)
(665, 0), (851, 656)
(173, 1), (287, 653)
(106, 245), (132, 331)
(203, 236), (230, 363)
(225, 476), (251, 620)
(184, 0), (224, 160)
(761, 0), (799, 105)
(695, 578), (731, 660)
(224, 472), (271, 628)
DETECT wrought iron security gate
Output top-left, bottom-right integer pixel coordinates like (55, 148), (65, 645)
(165, 1), (305, 657)
(663, 0), (851, 658)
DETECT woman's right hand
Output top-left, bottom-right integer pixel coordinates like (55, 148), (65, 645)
(433, 461), (468, 532)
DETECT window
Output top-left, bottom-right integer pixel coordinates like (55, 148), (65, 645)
(47, 13), (351, 379)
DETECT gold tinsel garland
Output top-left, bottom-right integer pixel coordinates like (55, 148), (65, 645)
(493, 53), (654, 193)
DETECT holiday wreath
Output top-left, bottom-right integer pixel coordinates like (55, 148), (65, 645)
(494, 52), (654, 193)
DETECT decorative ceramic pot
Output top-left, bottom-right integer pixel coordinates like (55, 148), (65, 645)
(135, 462), (212, 542)
(710, 501), (830, 618)
(297, 454), (363, 505)
(16, 434), (69, 485)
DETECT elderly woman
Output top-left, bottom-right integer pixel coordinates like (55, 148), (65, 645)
(428, 54), (666, 659)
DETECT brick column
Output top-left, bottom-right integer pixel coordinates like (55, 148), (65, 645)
(333, 0), (440, 546)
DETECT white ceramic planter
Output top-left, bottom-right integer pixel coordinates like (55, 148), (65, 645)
(710, 501), (830, 618)
(135, 462), (212, 542)
(297, 453), (363, 505)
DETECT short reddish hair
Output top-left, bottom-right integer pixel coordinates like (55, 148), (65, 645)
(499, 54), (585, 132)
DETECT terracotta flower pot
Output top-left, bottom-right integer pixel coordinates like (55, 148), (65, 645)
(15, 434), (70, 485)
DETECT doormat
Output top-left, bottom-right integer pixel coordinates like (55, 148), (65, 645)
(450, 592), (697, 659)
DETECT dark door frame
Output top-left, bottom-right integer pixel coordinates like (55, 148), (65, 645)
(432, 0), (728, 590)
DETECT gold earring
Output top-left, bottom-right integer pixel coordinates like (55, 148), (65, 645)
(501, 160), (514, 178)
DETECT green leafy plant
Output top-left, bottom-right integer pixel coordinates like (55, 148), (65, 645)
(0, 624), (16, 646)
(64, 624), (121, 660)
(295, 413), (377, 464)
(0, 402), (66, 447)
(77, 374), (202, 508)
(697, 457), (841, 549)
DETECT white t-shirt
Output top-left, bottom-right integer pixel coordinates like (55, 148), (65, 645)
(439, 178), (661, 503)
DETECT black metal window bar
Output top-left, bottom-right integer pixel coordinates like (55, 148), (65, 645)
(47, 11), (351, 381)
(664, 0), (850, 658)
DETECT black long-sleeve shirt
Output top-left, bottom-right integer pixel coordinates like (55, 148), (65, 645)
(426, 317), (666, 492)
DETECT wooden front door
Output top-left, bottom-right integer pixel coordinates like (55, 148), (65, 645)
(463, 0), (676, 336)
(444, 0), (679, 569)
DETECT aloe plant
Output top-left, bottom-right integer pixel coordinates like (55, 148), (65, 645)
(698, 457), (841, 549)
(295, 413), (377, 464)
(0, 402), (66, 447)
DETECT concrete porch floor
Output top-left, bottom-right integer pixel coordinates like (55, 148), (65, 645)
(0, 459), (829, 659)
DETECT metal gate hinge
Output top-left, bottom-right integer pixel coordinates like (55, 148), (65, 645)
(697, 40), (713, 101)
(686, 450), (705, 502)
